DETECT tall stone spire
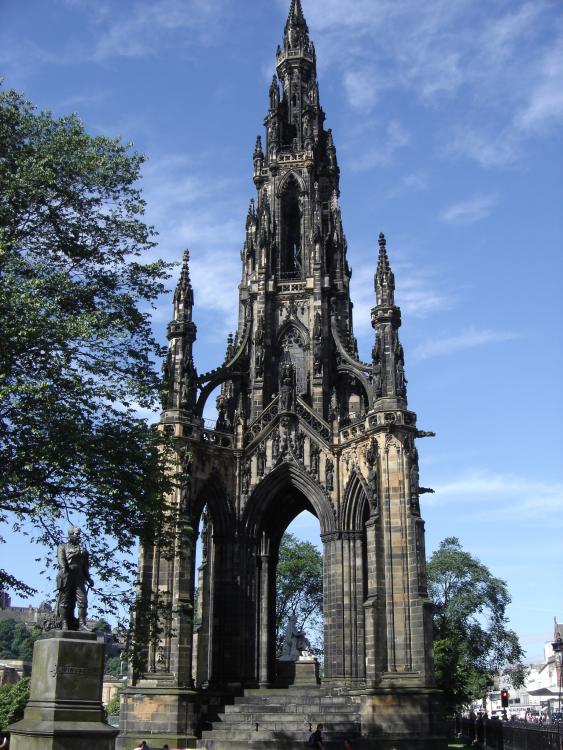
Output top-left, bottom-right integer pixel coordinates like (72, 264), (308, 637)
(284, 0), (309, 41)
(371, 233), (406, 404)
(164, 248), (197, 413)
(375, 232), (395, 306)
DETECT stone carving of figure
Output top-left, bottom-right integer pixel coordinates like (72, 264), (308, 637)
(328, 387), (338, 422)
(56, 527), (94, 631)
(325, 458), (334, 491)
(372, 362), (382, 398)
(279, 613), (312, 661)
(295, 430), (305, 459)
(396, 360), (407, 397)
(255, 348), (264, 378)
(279, 362), (295, 412)
(257, 444), (266, 477)
(269, 75), (279, 109)
(241, 461), (250, 495)
(303, 113), (311, 139)
(272, 429), (280, 459)
(310, 444), (320, 476)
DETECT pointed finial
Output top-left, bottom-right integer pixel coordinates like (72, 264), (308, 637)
(375, 232), (395, 303)
(253, 135), (264, 160)
(285, 0), (308, 33)
(180, 248), (192, 287)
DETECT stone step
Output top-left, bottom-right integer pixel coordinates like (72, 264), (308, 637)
(223, 701), (358, 714)
(217, 711), (360, 724)
(204, 719), (360, 736)
(196, 742), (360, 750)
(201, 727), (361, 741)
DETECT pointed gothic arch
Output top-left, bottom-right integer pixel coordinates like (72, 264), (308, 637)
(276, 169), (306, 195)
(341, 468), (372, 530)
(243, 459), (335, 539)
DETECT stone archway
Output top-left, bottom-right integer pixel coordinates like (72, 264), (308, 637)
(242, 461), (333, 687)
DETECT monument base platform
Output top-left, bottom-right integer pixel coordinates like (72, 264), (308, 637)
(276, 657), (320, 687)
(9, 630), (118, 750)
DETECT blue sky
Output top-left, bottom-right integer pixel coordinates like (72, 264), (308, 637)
(1, 0), (562, 662)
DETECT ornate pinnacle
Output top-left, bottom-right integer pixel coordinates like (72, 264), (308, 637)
(175, 248), (193, 308)
(253, 135), (264, 160)
(284, 0), (309, 34)
(375, 232), (395, 305)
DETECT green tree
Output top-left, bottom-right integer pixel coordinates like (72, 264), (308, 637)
(105, 686), (124, 717)
(0, 87), (177, 616)
(0, 677), (30, 729)
(275, 532), (323, 655)
(427, 537), (525, 712)
(0, 620), (41, 661)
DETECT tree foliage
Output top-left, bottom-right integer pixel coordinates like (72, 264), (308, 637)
(0, 620), (42, 662)
(275, 532), (323, 655)
(0, 677), (30, 729)
(0, 86), (176, 616)
(427, 537), (525, 712)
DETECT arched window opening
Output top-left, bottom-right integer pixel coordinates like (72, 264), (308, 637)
(280, 178), (302, 279)
(276, 511), (323, 662)
(192, 505), (213, 688)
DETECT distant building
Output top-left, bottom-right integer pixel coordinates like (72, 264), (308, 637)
(497, 620), (563, 717)
(0, 592), (52, 628)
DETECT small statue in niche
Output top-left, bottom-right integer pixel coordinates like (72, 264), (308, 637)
(241, 461), (251, 495)
(325, 458), (334, 491)
(396, 360), (407, 397)
(295, 430), (305, 459)
(279, 361), (296, 412)
(372, 362), (383, 398)
(255, 348), (264, 378)
(328, 387), (338, 422)
(216, 399), (228, 432)
(272, 430), (280, 459)
(310, 443), (320, 476)
(257, 444), (266, 477)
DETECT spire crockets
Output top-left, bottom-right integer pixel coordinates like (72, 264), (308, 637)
(284, 0), (309, 43)
(371, 233), (407, 404)
(165, 248), (197, 412)
(375, 232), (395, 307)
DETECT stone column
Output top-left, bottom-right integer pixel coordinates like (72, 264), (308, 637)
(9, 631), (117, 750)
(258, 551), (271, 686)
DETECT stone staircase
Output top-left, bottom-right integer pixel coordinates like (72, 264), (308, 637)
(197, 687), (362, 749)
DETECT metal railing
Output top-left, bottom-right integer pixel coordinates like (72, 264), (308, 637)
(456, 716), (562, 750)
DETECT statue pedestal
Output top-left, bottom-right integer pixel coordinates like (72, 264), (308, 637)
(9, 630), (118, 750)
(276, 657), (320, 687)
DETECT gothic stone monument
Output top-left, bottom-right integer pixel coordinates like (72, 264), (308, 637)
(119, 1), (445, 748)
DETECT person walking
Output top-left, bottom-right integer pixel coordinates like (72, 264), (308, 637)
(308, 723), (324, 748)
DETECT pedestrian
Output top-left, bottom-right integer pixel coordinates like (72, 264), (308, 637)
(133, 742), (148, 750)
(308, 723), (324, 748)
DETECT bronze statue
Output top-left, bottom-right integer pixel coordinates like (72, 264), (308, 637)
(57, 527), (94, 631)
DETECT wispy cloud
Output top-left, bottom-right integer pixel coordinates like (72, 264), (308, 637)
(414, 327), (517, 360)
(343, 69), (382, 111)
(347, 120), (411, 171)
(439, 193), (499, 224)
(430, 470), (563, 522)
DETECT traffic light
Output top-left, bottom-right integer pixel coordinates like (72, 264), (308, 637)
(501, 689), (509, 708)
